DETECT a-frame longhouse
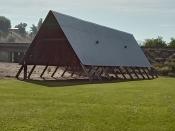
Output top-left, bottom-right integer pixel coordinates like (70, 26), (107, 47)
(16, 10), (158, 81)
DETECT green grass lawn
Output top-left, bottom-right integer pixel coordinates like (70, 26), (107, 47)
(0, 77), (175, 131)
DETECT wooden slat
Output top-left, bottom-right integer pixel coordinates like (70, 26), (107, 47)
(124, 67), (134, 80)
(117, 67), (127, 80)
(61, 66), (68, 77)
(146, 67), (154, 79)
(142, 67), (151, 79)
(131, 67), (140, 79)
(24, 65), (27, 80)
(51, 66), (59, 77)
(40, 65), (48, 78)
(28, 65), (36, 79)
(137, 67), (146, 79)
(81, 64), (92, 81)
(16, 65), (24, 79)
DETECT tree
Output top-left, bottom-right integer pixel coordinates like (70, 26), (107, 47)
(0, 16), (11, 33)
(30, 18), (43, 37)
(37, 18), (43, 30)
(15, 23), (27, 36)
(30, 24), (37, 36)
(143, 36), (167, 47)
(168, 38), (175, 48)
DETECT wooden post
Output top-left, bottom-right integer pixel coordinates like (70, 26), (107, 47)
(143, 67), (151, 79)
(79, 71), (83, 77)
(102, 67), (110, 80)
(87, 66), (93, 73)
(99, 67), (104, 76)
(124, 67), (134, 80)
(137, 67), (146, 79)
(51, 66), (59, 77)
(131, 67), (140, 79)
(92, 66), (99, 76)
(113, 67), (119, 79)
(146, 67), (154, 79)
(151, 67), (158, 78)
(23, 64), (27, 80)
(96, 67), (102, 80)
(40, 65), (48, 78)
(61, 66), (68, 77)
(16, 65), (24, 79)
(81, 64), (92, 81)
(91, 66), (100, 80)
(117, 67), (127, 80)
(28, 65), (36, 79)
(71, 66), (75, 77)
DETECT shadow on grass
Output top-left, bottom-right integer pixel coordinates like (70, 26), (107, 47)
(21, 78), (148, 87)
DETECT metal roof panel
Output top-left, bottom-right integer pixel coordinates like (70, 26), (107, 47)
(52, 11), (151, 67)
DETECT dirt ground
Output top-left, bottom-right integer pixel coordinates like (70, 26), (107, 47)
(0, 62), (21, 78)
(0, 62), (85, 80)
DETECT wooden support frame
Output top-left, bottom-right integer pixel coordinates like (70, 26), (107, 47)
(71, 66), (75, 77)
(28, 65), (36, 79)
(117, 67), (127, 80)
(23, 64), (27, 80)
(142, 67), (151, 79)
(137, 67), (146, 79)
(131, 67), (140, 79)
(146, 67), (154, 79)
(151, 67), (158, 78)
(87, 66), (93, 73)
(40, 65), (48, 78)
(61, 66), (68, 77)
(81, 64), (92, 81)
(95, 67), (102, 80)
(78, 71), (84, 77)
(51, 66), (59, 77)
(99, 67), (104, 76)
(124, 67), (134, 80)
(102, 67), (110, 80)
(91, 66), (99, 76)
(112, 67), (119, 79)
(16, 65), (24, 79)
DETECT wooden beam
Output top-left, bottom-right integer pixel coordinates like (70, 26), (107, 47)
(151, 67), (158, 78)
(40, 65), (48, 78)
(28, 65), (36, 79)
(142, 67), (151, 79)
(137, 67), (146, 79)
(92, 66), (99, 76)
(23, 64), (27, 80)
(117, 67), (127, 80)
(78, 71), (83, 77)
(113, 67), (119, 79)
(51, 66), (59, 77)
(96, 67), (102, 80)
(146, 67), (154, 79)
(91, 66), (100, 80)
(16, 65), (24, 79)
(124, 67), (134, 80)
(99, 67), (104, 76)
(102, 67), (110, 79)
(87, 66), (93, 73)
(71, 66), (75, 77)
(61, 66), (68, 77)
(131, 67), (140, 79)
(81, 64), (92, 81)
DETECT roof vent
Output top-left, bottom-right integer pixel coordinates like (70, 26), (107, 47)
(124, 45), (127, 49)
(95, 40), (99, 44)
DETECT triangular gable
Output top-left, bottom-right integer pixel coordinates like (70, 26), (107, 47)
(23, 11), (81, 67)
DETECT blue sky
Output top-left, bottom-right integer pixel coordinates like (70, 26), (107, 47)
(0, 0), (175, 42)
